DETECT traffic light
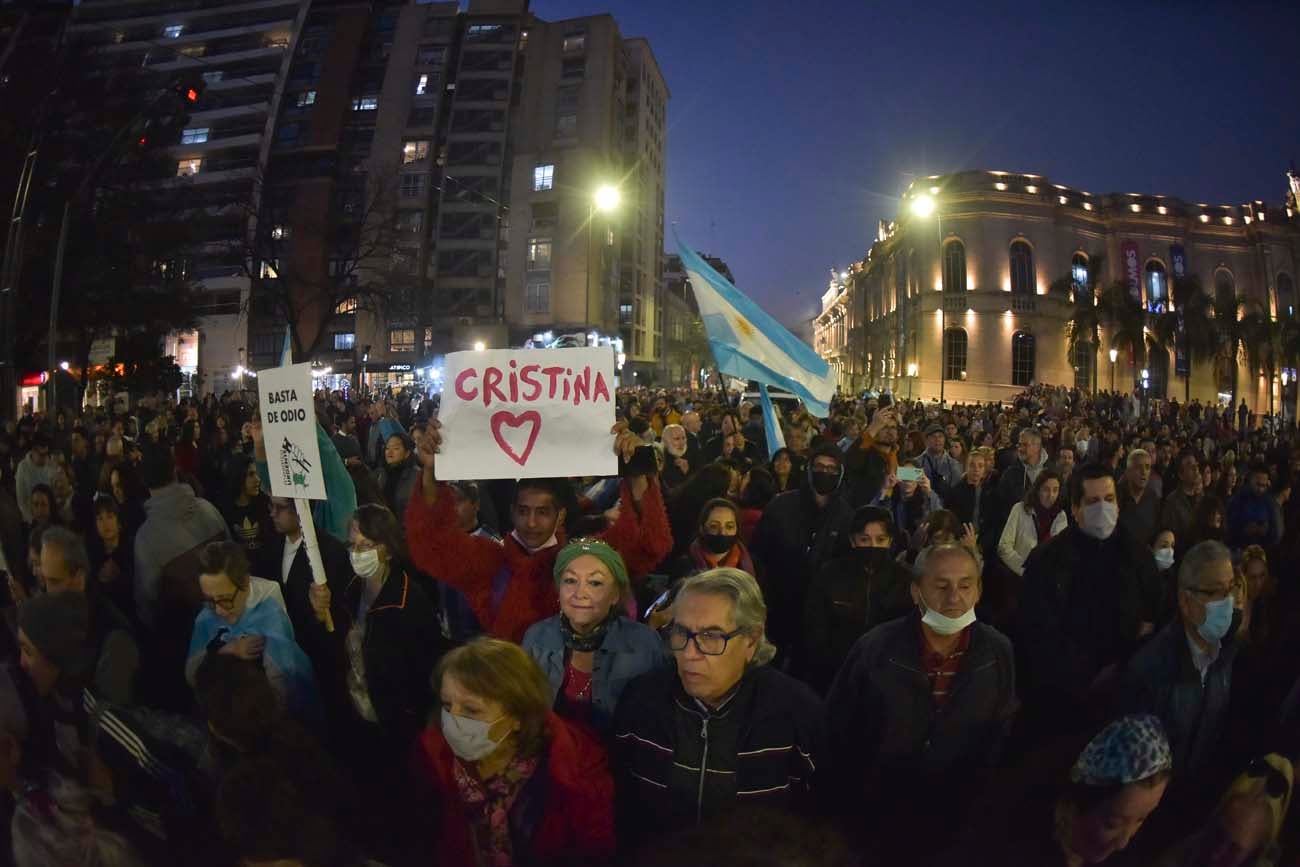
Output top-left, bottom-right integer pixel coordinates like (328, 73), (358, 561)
(171, 73), (206, 109)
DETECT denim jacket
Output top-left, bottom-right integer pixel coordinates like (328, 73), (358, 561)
(522, 614), (671, 735)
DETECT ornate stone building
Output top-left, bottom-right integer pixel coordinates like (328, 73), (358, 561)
(815, 168), (1300, 412)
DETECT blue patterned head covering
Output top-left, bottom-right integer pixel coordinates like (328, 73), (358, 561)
(1071, 714), (1173, 786)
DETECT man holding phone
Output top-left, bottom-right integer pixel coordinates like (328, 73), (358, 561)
(845, 405), (900, 507)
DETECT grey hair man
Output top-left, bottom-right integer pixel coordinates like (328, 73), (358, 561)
(612, 567), (823, 848)
(1120, 540), (1238, 788)
(825, 544), (1017, 856)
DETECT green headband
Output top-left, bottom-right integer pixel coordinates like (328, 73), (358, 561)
(552, 538), (629, 593)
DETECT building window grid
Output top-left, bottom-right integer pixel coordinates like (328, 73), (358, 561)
(389, 328), (416, 353)
(533, 164), (554, 191)
(402, 140), (430, 164)
(181, 127), (209, 144)
(942, 239), (966, 293)
(1071, 253), (1089, 297)
(333, 332), (355, 351)
(943, 329), (967, 381)
(526, 281), (550, 313)
(527, 238), (552, 270)
(1011, 331), (1036, 386)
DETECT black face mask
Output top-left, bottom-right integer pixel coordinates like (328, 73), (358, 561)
(811, 470), (841, 495)
(699, 532), (736, 555)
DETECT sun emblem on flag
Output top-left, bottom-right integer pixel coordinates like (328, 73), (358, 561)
(733, 315), (756, 339)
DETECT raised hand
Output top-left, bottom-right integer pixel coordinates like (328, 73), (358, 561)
(610, 422), (640, 464)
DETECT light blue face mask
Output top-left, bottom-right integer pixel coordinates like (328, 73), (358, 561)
(1197, 596), (1234, 643)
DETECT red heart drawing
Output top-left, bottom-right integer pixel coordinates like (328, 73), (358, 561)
(490, 410), (542, 466)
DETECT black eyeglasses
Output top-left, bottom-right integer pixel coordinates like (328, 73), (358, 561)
(1244, 757), (1290, 799)
(664, 623), (747, 656)
(202, 586), (243, 611)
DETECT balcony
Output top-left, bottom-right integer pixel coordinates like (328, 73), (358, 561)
(942, 291), (967, 312)
(1011, 294), (1037, 313)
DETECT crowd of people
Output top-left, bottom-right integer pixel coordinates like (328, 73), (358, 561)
(0, 380), (1297, 866)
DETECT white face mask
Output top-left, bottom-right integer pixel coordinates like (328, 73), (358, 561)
(1076, 438), (1090, 454)
(1079, 500), (1119, 541)
(440, 709), (507, 761)
(919, 602), (977, 636)
(350, 548), (382, 579)
(1154, 548), (1175, 571)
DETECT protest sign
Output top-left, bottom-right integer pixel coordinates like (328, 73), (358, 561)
(438, 347), (616, 480)
(257, 362), (327, 500)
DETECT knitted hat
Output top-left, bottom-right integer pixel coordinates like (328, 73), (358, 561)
(552, 539), (629, 596)
(1070, 714), (1173, 786)
(18, 592), (92, 680)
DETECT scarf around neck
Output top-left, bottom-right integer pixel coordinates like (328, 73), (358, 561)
(559, 610), (617, 652)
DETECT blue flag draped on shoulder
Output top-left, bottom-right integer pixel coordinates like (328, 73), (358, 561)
(675, 231), (837, 419)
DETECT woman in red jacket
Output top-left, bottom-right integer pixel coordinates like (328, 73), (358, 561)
(413, 638), (616, 866)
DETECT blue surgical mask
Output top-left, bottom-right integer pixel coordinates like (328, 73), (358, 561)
(1197, 596), (1235, 644)
(1153, 548), (1175, 571)
(1080, 501), (1119, 541)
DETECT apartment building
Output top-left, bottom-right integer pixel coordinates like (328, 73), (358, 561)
(69, 0), (307, 391)
(250, 0), (667, 389)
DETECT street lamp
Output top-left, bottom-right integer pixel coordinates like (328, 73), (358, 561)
(1109, 347), (1119, 393)
(473, 340), (486, 352)
(910, 193), (943, 403)
(586, 184), (621, 332)
(906, 362), (918, 400)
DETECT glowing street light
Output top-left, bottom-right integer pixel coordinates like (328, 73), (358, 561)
(473, 340), (486, 352)
(908, 191), (942, 402)
(593, 184), (621, 213)
(1108, 348), (1119, 363)
(1108, 348), (1119, 393)
(587, 183), (622, 329)
(911, 193), (936, 218)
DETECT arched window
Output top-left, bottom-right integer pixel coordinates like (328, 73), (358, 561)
(1277, 273), (1295, 318)
(943, 328), (968, 381)
(943, 239), (967, 293)
(1071, 252), (1089, 295)
(1011, 331), (1036, 386)
(1010, 240), (1034, 295)
(1145, 260), (1168, 313)
(1073, 340), (1094, 391)
(1214, 268), (1235, 309)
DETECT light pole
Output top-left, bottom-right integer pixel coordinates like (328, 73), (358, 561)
(906, 362), (917, 400)
(585, 184), (621, 338)
(1109, 347), (1118, 393)
(910, 193), (942, 404)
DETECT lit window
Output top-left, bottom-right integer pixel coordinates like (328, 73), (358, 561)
(179, 45), (205, 58)
(259, 259), (279, 279)
(202, 71), (223, 85)
(562, 34), (586, 53)
(270, 225), (290, 240)
(467, 24), (502, 40)
(333, 332), (355, 351)
(163, 24), (184, 39)
(389, 328), (415, 353)
(415, 74), (429, 95)
(527, 237), (552, 269)
(402, 140), (429, 163)
(1071, 253), (1089, 292)
(351, 96), (379, 111)
(297, 90), (316, 107)
(181, 127), (209, 144)
(533, 164), (554, 191)
(335, 297), (358, 314)
(1199, 213), (1210, 223)
(176, 158), (202, 176)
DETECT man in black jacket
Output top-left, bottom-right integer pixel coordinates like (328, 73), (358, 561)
(826, 544), (1016, 859)
(799, 506), (911, 693)
(612, 568), (823, 851)
(751, 443), (854, 662)
(1017, 463), (1164, 738)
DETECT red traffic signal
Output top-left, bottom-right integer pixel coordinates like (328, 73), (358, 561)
(184, 87), (199, 103)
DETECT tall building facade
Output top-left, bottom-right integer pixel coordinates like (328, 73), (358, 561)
(815, 169), (1300, 413)
(251, 0), (668, 389)
(69, 0), (308, 391)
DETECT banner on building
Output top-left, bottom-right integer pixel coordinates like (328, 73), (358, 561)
(1121, 240), (1142, 302)
(257, 362), (327, 500)
(437, 347), (616, 480)
(1169, 244), (1187, 279)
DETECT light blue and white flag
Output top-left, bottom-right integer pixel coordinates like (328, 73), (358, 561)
(758, 383), (787, 459)
(675, 232), (837, 419)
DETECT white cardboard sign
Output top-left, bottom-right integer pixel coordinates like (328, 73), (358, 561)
(257, 362), (327, 500)
(438, 347), (616, 480)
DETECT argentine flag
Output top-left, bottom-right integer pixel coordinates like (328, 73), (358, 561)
(675, 234), (837, 419)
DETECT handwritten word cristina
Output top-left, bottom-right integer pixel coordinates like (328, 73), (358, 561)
(454, 361), (612, 408)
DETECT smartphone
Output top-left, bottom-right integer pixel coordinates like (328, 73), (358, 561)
(897, 466), (924, 483)
(621, 444), (658, 477)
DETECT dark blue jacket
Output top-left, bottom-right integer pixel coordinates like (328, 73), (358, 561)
(1119, 620), (1237, 784)
(522, 614), (670, 736)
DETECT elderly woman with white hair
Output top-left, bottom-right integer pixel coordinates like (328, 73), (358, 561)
(612, 567), (824, 848)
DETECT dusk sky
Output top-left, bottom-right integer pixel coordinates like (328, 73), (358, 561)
(532, 0), (1300, 330)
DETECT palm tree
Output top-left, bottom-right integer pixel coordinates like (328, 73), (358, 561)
(1151, 275), (1217, 404)
(1210, 290), (1254, 410)
(1282, 317), (1300, 426)
(1055, 254), (1146, 394)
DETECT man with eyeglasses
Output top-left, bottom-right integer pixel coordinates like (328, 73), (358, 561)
(1120, 540), (1239, 796)
(611, 568), (823, 850)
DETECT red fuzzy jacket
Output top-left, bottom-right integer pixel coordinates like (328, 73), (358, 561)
(412, 712), (617, 866)
(405, 475), (671, 643)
